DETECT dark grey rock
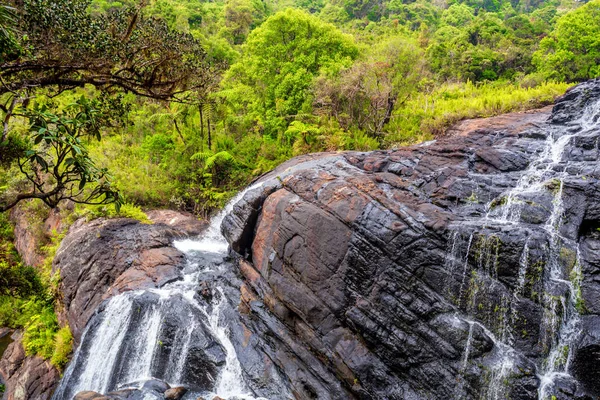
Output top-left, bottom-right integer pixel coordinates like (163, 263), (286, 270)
(141, 378), (171, 393)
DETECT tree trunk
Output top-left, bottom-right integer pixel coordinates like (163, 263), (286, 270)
(199, 104), (204, 151)
(207, 114), (212, 150)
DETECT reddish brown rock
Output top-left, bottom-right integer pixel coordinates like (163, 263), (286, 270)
(223, 83), (600, 400)
(164, 386), (188, 400)
(73, 391), (110, 400)
(0, 331), (60, 400)
(146, 209), (207, 236)
(9, 203), (73, 268)
(444, 106), (552, 137)
(9, 206), (48, 268)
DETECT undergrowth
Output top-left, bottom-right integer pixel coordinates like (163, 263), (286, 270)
(0, 211), (73, 370)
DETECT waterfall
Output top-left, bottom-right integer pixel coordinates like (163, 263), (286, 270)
(52, 184), (265, 400)
(447, 96), (600, 399)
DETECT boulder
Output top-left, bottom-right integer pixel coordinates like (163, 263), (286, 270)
(223, 80), (600, 399)
(73, 392), (110, 400)
(164, 386), (187, 400)
(146, 210), (208, 236)
(53, 218), (188, 342)
(141, 378), (171, 393)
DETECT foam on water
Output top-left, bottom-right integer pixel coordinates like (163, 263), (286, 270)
(53, 183), (266, 399)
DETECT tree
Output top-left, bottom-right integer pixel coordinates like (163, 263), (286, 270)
(220, 9), (358, 137)
(532, 0), (600, 81)
(0, 0), (218, 212)
(0, 0), (212, 100)
(314, 37), (425, 139)
(0, 96), (122, 212)
(0, 4), (18, 62)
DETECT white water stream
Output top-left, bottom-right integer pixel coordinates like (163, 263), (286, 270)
(52, 185), (265, 399)
(449, 96), (600, 399)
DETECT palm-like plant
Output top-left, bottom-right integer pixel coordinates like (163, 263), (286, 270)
(0, 4), (16, 43)
(0, 3), (19, 63)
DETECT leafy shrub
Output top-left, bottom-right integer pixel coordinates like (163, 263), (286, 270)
(386, 80), (570, 145)
(51, 326), (73, 369)
(72, 202), (151, 224)
(21, 300), (58, 359)
(0, 211), (72, 370)
(0, 295), (25, 327)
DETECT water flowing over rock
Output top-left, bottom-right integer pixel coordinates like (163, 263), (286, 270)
(48, 80), (600, 400)
(51, 194), (293, 399)
(222, 79), (600, 399)
(53, 217), (190, 343)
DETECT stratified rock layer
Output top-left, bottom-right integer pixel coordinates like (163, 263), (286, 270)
(223, 80), (600, 399)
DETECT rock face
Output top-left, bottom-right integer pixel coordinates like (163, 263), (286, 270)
(223, 80), (600, 399)
(0, 211), (203, 400)
(9, 205), (69, 268)
(0, 331), (60, 400)
(146, 209), (208, 236)
(53, 217), (193, 343)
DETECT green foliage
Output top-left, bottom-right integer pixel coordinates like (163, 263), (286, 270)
(314, 36), (426, 140)
(386, 80), (569, 145)
(533, 0), (600, 81)
(0, 262), (44, 298)
(2, 0), (212, 100)
(0, 211), (72, 369)
(221, 9), (359, 137)
(0, 0), (585, 217)
(0, 4), (19, 62)
(74, 203), (151, 223)
(0, 96), (123, 212)
(51, 326), (73, 369)
(21, 300), (58, 359)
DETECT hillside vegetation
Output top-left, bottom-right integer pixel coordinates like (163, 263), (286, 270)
(1, 0), (595, 214)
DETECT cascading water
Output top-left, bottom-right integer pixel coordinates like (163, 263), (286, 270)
(446, 95), (600, 399)
(52, 185), (266, 400)
(49, 92), (600, 400)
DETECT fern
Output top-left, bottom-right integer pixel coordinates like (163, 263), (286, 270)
(205, 151), (234, 169)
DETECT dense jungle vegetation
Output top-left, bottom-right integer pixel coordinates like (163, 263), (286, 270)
(0, 0), (599, 369)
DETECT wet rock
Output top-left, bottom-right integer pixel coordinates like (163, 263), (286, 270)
(147, 296), (226, 390)
(0, 331), (60, 400)
(223, 80), (600, 399)
(146, 209), (208, 236)
(551, 78), (600, 124)
(198, 280), (212, 300)
(53, 218), (187, 342)
(141, 378), (171, 393)
(106, 389), (139, 399)
(164, 386), (187, 400)
(221, 181), (281, 256)
(74, 392), (112, 400)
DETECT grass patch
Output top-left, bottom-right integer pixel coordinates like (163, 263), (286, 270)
(386, 80), (570, 145)
(69, 202), (151, 224)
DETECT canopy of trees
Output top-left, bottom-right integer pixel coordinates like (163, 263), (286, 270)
(533, 0), (600, 81)
(0, 0), (590, 216)
(0, 0), (216, 212)
(221, 9), (358, 136)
